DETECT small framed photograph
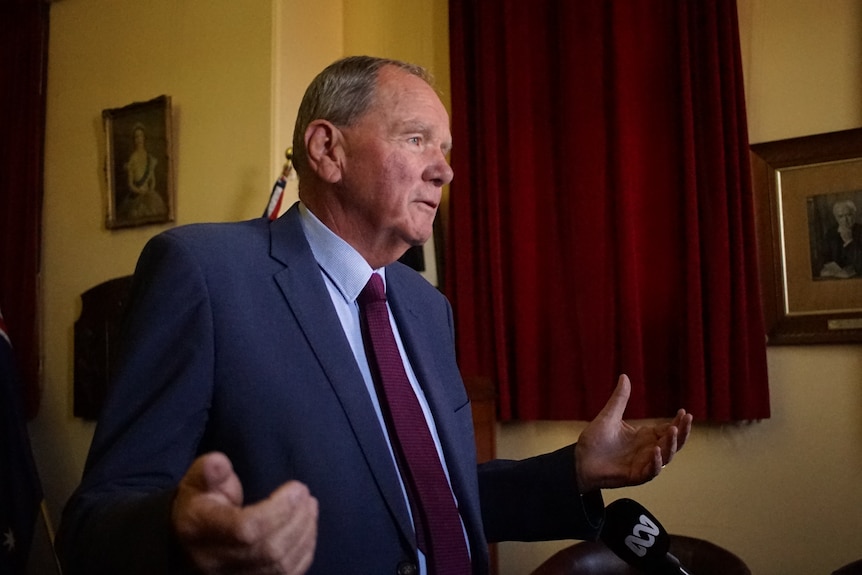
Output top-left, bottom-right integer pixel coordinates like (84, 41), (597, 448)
(751, 127), (862, 344)
(397, 219), (443, 287)
(103, 95), (174, 229)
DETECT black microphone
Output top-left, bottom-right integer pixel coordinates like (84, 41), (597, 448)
(599, 498), (693, 575)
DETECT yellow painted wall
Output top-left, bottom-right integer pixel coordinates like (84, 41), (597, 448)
(268, 0), (449, 218)
(740, 0), (862, 141)
(30, 1), (862, 574)
(33, 0), (448, 545)
(270, 0), (343, 210)
(35, 0), (274, 525)
(342, 0), (451, 107)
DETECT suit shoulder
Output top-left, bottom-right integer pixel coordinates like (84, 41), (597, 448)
(386, 262), (451, 321)
(161, 218), (268, 242)
(136, 219), (276, 277)
(149, 218), (270, 254)
(388, 261), (443, 296)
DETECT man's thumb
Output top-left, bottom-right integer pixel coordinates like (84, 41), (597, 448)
(599, 374), (631, 420)
(199, 452), (244, 506)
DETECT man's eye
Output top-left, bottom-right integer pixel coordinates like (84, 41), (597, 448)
(408, 136), (421, 145)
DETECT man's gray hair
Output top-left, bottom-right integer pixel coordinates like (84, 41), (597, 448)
(291, 55), (433, 180)
(833, 199), (858, 217)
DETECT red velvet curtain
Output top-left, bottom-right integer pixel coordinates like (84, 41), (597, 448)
(0, 0), (49, 418)
(446, 0), (770, 422)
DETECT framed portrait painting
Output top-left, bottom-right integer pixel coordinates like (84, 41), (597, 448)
(751, 127), (862, 344)
(397, 222), (443, 288)
(103, 95), (174, 229)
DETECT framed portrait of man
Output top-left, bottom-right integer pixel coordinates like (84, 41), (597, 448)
(751, 127), (862, 344)
(103, 95), (174, 229)
(807, 191), (862, 281)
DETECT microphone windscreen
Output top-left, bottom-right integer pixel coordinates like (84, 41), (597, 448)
(600, 498), (672, 571)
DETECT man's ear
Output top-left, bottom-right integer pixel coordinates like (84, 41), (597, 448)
(305, 120), (343, 183)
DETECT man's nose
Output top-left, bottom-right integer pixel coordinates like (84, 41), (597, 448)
(427, 149), (454, 187)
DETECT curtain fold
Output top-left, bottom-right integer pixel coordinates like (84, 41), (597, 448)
(446, 0), (769, 422)
(0, 0), (50, 418)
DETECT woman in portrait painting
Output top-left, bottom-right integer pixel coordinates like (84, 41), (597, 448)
(118, 123), (167, 222)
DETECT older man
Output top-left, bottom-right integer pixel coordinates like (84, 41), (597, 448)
(57, 56), (692, 575)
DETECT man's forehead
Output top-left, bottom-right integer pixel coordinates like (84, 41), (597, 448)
(375, 65), (439, 99)
(370, 69), (449, 121)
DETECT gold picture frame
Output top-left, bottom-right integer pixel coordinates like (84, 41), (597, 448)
(751, 127), (862, 344)
(103, 95), (174, 229)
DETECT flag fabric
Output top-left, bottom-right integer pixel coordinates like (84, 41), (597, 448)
(0, 309), (43, 574)
(264, 173), (288, 221)
(264, 147), (295, 220)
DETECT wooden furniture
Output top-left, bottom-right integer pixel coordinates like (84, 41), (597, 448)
(464, 376), (497, 574)
(834, 559), (862, 575)
(465, 376), (496, 464)
(73, 275), (134, 419)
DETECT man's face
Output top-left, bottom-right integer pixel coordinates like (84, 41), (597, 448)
(835, 205), (855, 230)
(336, 66), (453, 260)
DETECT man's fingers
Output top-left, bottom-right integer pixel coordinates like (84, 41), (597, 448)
(236, 481), (319, 571)
(659, 425), (678, 466)
(675, 410), (693, 450)
(242, 481), (317, 542)
(177, 478), (318, 573)
(174, 454), (318, 574)
(266, 483), (319, 572)
(173, 453), (245, 546)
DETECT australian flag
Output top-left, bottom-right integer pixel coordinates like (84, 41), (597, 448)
(0, 309), (43, 574)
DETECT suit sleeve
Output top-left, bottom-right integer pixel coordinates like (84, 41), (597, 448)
(478, 444), (604, 543)
(412, 267), (605, 545)
(56, 232), (214, 575)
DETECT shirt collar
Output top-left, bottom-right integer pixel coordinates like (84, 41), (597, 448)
(298, 202), (383, 303)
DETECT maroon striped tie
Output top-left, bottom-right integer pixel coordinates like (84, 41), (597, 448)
(358, 273), (471, 575)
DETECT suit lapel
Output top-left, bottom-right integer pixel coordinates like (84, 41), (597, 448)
(268, 206), (416, 546)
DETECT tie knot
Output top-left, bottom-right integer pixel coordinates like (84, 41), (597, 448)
(358, 273), (386, 306)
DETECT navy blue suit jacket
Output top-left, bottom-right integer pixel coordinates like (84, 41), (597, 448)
(57, 204), (603, 574)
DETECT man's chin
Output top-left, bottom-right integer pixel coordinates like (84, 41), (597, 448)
(406, 221), (434, 247)
(409, 231), (432, 248)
